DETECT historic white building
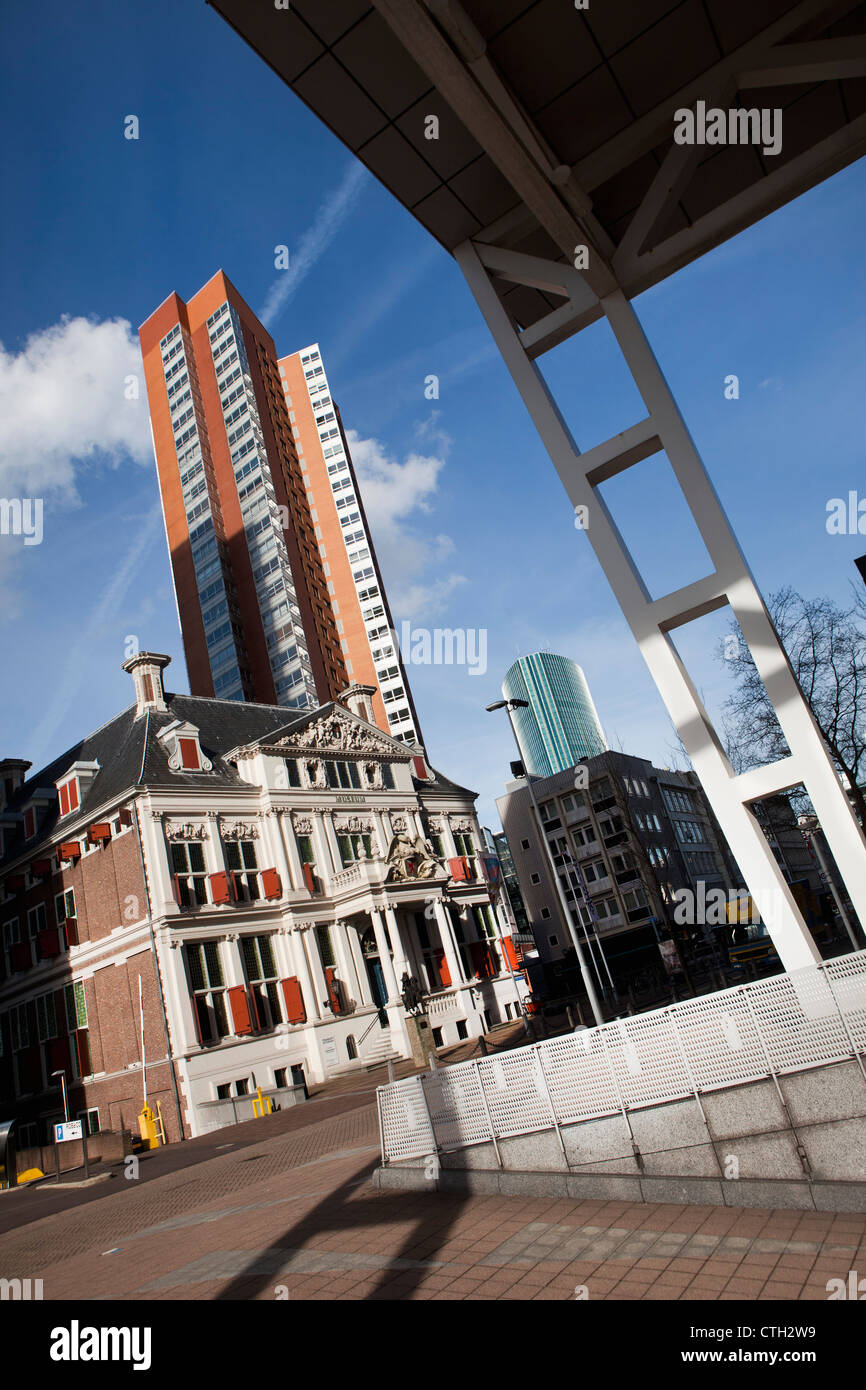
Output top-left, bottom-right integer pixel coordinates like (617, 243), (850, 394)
(1, 654), (525, 1142)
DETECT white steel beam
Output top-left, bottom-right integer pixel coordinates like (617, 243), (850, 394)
(455, 237), (866, 971)
(370, 0), (617, 297)
(617, 113), (866, 290)
(574, 0), (862, 191)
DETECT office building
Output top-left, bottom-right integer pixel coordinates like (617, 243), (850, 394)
(502, 652), (607, 778)
(278, 343), (423, 744)
(496, 751), (744, 986)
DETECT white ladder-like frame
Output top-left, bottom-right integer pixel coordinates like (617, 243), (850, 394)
(456, 238), (866, 974)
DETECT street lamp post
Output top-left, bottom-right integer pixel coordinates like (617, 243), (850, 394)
(51, 1069), (69, 1122)
(487, 699), (605, 1028)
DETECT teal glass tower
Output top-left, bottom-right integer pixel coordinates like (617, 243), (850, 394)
(502, 652), (607, 777)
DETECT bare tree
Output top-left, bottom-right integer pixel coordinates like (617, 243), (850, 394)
(719, 587), (866, 827)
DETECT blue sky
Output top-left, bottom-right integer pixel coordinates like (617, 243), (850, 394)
(1, 0), (864, 831)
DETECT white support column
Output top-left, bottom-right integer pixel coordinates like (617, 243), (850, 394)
(455, 237), (866, 973)
(433, 899), (466, 986)
(279, 812), (305, 891)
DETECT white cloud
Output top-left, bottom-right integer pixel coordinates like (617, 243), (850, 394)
(345, 424), (466, 620)
(258, 160), (368, 329)
(0, 315), (151, 499)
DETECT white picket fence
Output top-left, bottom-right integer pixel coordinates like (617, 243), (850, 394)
(377, 951), (866, 1164)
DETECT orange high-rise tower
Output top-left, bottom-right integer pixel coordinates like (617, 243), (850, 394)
(139, 272), (421, 742)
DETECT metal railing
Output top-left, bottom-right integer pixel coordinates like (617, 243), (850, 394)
(376, 950), (866, 1165)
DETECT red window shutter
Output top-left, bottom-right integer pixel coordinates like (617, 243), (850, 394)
(302, 862), (316, 893)
(469, 942), (495, 979)
(412, 755), (428, 780)
(38, 928), (61, 960)
(32, 859), (52, 877)
(448, 857), (468, 882)
(48, 1034), (72, 1075)
(172, 875), (184, 906)
(231, 871), (246, 901)
(87, 823), (112, 844)
(209, 871), (231, 905)
(248, 987), (263, 1032)
(502, 936), (520, 971)
(436, 951), (451, 988)
(7, 874), (25, 892)
(261, 867), (282, 901)
(24, 808), (35, 839)
(179, 737), (200, 770)
(64, 916), (79, 947)
(68, 780), (79, 812)
(59, 841), (81, 862)
(228, 985), (254, 1036)
(280, 976), (306, 1024)
(59, 783), (69, 817)
(118, 809), (133, 827)
(74, 1028), (91, 1078)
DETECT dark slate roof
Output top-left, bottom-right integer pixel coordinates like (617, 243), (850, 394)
(0, 692), (477, 866)
(0, 693), (306, 866)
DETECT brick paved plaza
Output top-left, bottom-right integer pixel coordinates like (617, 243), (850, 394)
(1, 1082), (864, 1302)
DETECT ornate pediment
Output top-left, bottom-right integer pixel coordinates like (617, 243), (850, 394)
(274, 709), (399, 758)
(164, 821), (208, 841)
(221, 822), (259, 841)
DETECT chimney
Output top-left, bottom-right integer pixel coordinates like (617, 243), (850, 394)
(336, 682), (377, 724)
(122, 652), (171, 716)
(0, 758), (31, 812)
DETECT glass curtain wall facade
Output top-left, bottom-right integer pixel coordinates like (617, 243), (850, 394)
(503, 652), (607, 777)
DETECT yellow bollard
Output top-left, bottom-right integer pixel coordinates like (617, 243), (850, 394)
(137, 1105), (159, 1150)
(251, 1086), (273, 1118)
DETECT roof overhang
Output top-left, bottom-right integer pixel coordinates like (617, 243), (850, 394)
(209, 0), (866, 334)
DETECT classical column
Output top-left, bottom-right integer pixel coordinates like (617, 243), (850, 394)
(383, 903), (412, 989)
(221, 933), (244, 989)
(346, 924), (373, 1007)
(164, 939), (200, 1052)
(370, 809), (389, 858)
(276, 811), (305, 891)
(331, 919), (361, 1009)
(283, 926), (321, 1022)
(320, 809), (343, 872)
(310, 811), (335, 884)
(370, 907), (400, 1001)
(433, 899), (466, 986)
(299, 923), (332, 1018)
(263, 808), (294, 893)
(439, 818), (459, 860)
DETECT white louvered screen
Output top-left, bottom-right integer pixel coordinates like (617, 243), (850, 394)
(377, 952), (866, 1164)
